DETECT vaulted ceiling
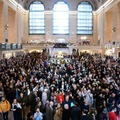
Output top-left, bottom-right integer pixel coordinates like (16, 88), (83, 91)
(15, 0), (108, 10)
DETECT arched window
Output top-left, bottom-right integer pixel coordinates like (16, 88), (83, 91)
(53, 1), (69, 34)
(77, 2), (93, 35)
(29, 1), (45, 34)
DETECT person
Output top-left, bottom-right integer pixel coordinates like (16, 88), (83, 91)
(62, 104), (70, 120)
(70, 101), (81, 120)
(0, 52), (120, 120)
(62, 95), (71, 109)
(18, 92), (28, 120)
(45, 101), (55, 120)
(80, 109), (89, 120)
(27, 112), (33, 120)
(88, 108), (96, 120)
(54, 103), (63, 120)
(0, 81), (4, 102)
(0, 96), (11, 120)
(11, 99), (22, 120)
(85, 90), (93, 110)
(109, 107), (117, 120)
(42, 89), (48, 107)
(82, 100), (89, 115)
(100, 107), (108, 120)
(56, 91), (64, 103)
(34, 107), (43, 120)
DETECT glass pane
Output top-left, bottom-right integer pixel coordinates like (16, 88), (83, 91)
(77, 2), (93, 35)
(52, 1), (69, 34)
(29, 1), (45, 34)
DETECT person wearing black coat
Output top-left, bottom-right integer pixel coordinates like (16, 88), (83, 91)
(44, 101), (55, 120)
(70, 102), (81, 120)
(12, 99), (22, 120)
(80, 110), (89, 120)
(62, 104), (70, 120)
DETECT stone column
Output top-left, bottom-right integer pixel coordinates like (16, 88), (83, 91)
(45, 11), (52, 43)
(69, 11), (77, 43)
(112, 3), (118, 43)
(23, 12), (29, 43)
(3, 2), (8, 42)
(17, 8), (24, 43)
(97, 7), (105, 46)
(112, 3), (118, 58)
(0, 2), (4, 42)
(93, 12), (98, 45)
(97, 7), (106, 55)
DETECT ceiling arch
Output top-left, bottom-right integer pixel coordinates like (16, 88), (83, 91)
(15, 0), (108, 10)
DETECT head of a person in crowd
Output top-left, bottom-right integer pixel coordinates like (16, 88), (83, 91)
(46, 100), (50, 104)
(34, 91), (38, 96)
(102, 107), (108, 114)
(20, 92), (24, 98)
(82, 109), (87, 115)
(111, 106), (117, 112)
(6, 80), (9, 86)
(111, 93), (116, 97)
(2, 96), (6, 102)
(50, 101), (54, 107)
(65, 95), (69, 101)
(13, 99), (18, 104)
(57, 103), (62, 109)
(105, 88), (109, 93)
(83, 87), (87, 93)
(73, 101), (78, 107)
(110, 84), (113, 89)
(27, 112), (33, 120)
(36, 107), (40, 113)
(38, 101), (42, 106)
(53, 95), (56, 100)
(64, 104), (69, 110)
(26, 84), (30, 89)
(36, 97), (40, 102)
(0, 81), (3, 88)
(98, 86), (101, 90)
(99, 93), (103, 98)
(87, 89), (91, 93)
(90, 107), (96, 113)
(69, 92), (73, 97)
(84, 100), (88, 105)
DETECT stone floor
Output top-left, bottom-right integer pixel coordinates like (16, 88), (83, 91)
(9, 111), (13, 120)
(0, 111), (13, 120)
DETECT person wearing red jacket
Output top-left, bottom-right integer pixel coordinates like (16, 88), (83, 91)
(109, 107), (117, 120)
(56, 91), (64, 103)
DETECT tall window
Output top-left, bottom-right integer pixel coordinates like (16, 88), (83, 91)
(29, 1), (45, 34)
(53, 1), (69, 34)
(77, 2), (93, 35)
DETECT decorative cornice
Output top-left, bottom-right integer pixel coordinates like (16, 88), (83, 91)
(8, 0), (27, 13)
(95, 0), (114, 14)
(6, 0), (118, 15)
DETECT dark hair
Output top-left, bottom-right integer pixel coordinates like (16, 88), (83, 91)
(111, 106), (116, 111)
(27, 112), (33, 119)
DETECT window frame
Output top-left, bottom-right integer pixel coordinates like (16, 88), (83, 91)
(76, 1), (93, 35)
(28, 1), (45, 35)
(52, 1), (70, 35)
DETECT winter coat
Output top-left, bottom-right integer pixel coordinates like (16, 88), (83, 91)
(54, 107), (62, 120)
(0, 100), (11, 113)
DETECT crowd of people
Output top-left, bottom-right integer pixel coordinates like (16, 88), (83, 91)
(0, 52), (120, 120)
